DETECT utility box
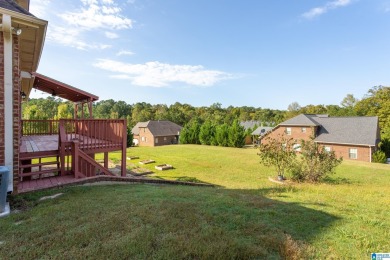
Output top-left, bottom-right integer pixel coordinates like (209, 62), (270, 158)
(0, 166), (10, 216)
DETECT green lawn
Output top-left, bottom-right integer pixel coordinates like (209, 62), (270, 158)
(1, 145), (389, 259)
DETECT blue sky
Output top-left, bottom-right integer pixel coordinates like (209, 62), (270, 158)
(29, 0), (390, 110)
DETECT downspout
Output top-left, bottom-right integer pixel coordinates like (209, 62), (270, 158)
(1, 15), (14, 192)
(369, 146), (372, 163)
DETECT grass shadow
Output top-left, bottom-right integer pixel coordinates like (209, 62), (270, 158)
(322, 176), (352, 185)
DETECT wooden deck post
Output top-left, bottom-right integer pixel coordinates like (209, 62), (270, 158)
(121, 120), (127, 177)
(72, 140), (80, 178)
(104, 152), (108, 169)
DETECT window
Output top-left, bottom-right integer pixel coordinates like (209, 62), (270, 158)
(155, 138), (158, 144)
(293, 144), (301, 152)
(164, 137), (167, 141)
(324, 146), (331, 152)
(141, 136), (145, 142)
(286, 127), (292, 135)
(301, 127), (306, 133)
(349, 148), (358, 159)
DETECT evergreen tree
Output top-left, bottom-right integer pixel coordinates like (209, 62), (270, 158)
(215, 123), (229, 146)
(199, 120), (215, 145)
(228, 120), (246, 148)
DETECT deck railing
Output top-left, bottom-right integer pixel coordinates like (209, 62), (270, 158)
(59, 119), (126, 152)
(58, 119), (127, 177)
(21, 120), (59, 136)
(20, 119), (127, 178)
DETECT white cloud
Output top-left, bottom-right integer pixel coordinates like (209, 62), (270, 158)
(116, 50), (135, 56)
(302, 0), (352, 19)
(30, 0), (51, 17)
(45, 0), (132, 50)
(93, 59), (232, 87)
(105, 31), (119, 39)
(48, 25), (111, 50)
(58, 0), (132, 30)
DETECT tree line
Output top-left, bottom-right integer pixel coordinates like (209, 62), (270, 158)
(22, 86), (390, 152)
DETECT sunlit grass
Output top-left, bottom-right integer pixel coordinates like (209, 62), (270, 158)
(1, 145), (389, 258)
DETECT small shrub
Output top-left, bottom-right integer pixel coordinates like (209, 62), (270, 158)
(289, 162), (305, 182)
(297, 139), (343, 183)
(372, 150), (387, 163)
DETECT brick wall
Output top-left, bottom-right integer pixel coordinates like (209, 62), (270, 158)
(0, 33), (20, 192)
(319, 143), (372, 162)
(262, 125), (315, 145)
(138, 127), (155, 147)
(137, 127), (179, 147)
(13, 34), (20, 192)
(154, 135), (178, 146)
(0, 32), (4, 165)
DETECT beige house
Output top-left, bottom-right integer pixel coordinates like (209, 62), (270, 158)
(261, 114), (380, 162)
(132, 121), (182, 147)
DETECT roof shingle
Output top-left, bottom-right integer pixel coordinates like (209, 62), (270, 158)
(313, 116), (379, 146)
(132, 121), (182, 137)
(0, 0), (34, 16)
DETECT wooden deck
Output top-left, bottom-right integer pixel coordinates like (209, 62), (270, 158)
(21, 135), (59, 154)
(18, 119), (128, 194)
(18, 175), (77, 193)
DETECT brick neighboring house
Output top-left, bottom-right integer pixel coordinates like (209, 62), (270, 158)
(261, 114), (380, 162)
(252, 126), (273, 145)
(240, 121), (261, 144)
(132, 120), (182, 147)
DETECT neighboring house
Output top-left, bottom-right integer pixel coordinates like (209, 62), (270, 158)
(261, 114), (380, 162)
(132, 121), (182, 147)
(252, 126), (273, 145)
(240, 121), (262, 144)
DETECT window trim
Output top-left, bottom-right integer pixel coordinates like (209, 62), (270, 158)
(349, 148), (358, 159)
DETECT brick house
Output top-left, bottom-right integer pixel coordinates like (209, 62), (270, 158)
(240, 121), (261, 145)
(0, 0), (47, 192)
(132, 120), (182, 147)
(261, 114), (380, 162)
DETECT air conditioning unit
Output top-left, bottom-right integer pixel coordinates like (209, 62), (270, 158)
(0, 166), (10, 217)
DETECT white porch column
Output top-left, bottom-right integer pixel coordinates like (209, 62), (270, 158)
(2, 14), (14, 192)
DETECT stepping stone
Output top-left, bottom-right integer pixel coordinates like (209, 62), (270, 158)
(155, 164), (173, 171)
(139, 159), (155, 165)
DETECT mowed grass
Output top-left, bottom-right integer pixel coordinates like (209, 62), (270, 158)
(1, 145), (389, 259)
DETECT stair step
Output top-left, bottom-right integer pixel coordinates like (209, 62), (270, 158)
(20, 161), (59, 168)
(20, 169), (60, 177)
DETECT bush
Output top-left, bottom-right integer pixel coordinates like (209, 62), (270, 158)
(372, 150), (387, 163)
(298, 140), (342, 182)
(289, 162), (306, 182)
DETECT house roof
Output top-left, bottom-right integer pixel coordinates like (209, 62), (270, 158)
(0, 0), (33, 16)
(280, 114), (326, 126)
(132, 121), (182, 137)
(131, 122), (148, 135)
(313, 116), (379, 146)
(32, 73), (99, 103)
(240, 121), (261, 130)
(252, 126), (273, 136)
(0, 0), (48, 98)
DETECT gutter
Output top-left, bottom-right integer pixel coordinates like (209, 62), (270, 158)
(1, 14), (13, 192)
